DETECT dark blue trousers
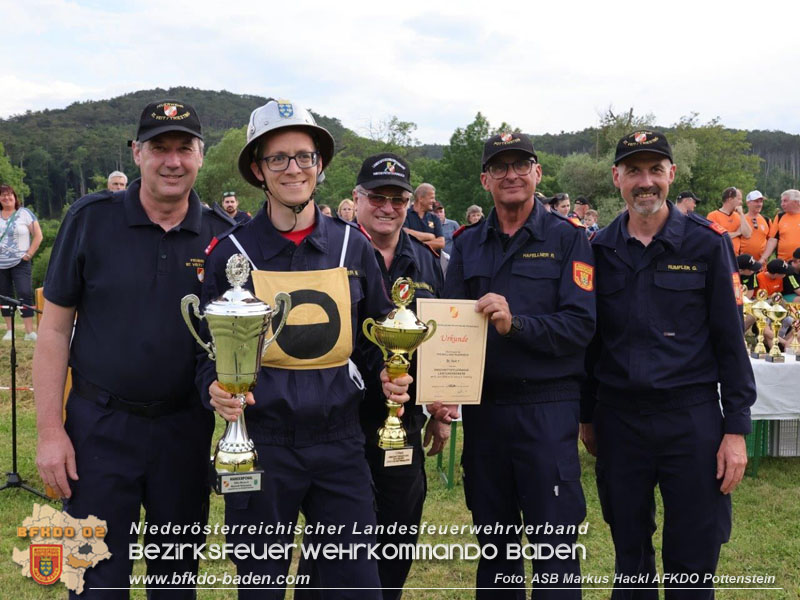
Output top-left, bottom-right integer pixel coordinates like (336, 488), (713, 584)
(594, 400), (732, 600)
(64, 391), (213, 599)
(225, 436), (381, 600)
(462, 401), (585, 600)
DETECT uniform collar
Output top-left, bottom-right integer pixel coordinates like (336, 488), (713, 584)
(122, 178), (203, 234)
(480, 198), (545, 245)
(249, 204), (331, 260)
(595, 201), (685, 254)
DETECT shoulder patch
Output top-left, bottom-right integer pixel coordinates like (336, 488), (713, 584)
(453, 222), (481, 239)
(67, 190), (115, 215)
(687, 211), (725, 234)
(205, 223), (242, 255)
(568, 217), (586, 229)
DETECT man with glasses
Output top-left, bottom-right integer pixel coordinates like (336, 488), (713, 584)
(297, 152), (449, 599)
(404, 183), (445, 252)
(200, 100), (411, 597)
(444, 132), (595, 598)
(220, 190), (251, 224)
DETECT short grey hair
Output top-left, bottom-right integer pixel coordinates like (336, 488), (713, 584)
(414, 183), (435, 201)
(781, 189), (800, 203)
(133, 137), (204, 155)
(107, 170), (127, 183)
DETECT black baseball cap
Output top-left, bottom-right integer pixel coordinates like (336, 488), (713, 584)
(482, 132), (538, 168)
(356, 153), (413, 193)
(737, 254), (762, 271)
(793, 247), (800, 260)
(676, 190), (701, 203)
(575, 196), (590, 206)
(614, 130), (673, 165)
(766, 259), (792, 275)
(136, 100), (203, 142)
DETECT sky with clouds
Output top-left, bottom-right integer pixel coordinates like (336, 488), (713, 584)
(2, 0), (799, 144)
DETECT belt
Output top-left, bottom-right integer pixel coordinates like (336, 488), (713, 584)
(71, 375), (188, 418)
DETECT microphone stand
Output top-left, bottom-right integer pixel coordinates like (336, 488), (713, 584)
(0, 293), (49, 500)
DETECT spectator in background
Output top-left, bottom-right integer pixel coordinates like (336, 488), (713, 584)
(550, 193), (571, 217)
(761, 189), (800, 263)
(318, 203), (333, 217)
(573, 196), (590, 222)
(706, 187), (751, 254)
(107, 170), (128, 191)
(737, 254), (761, 299)
(337, 198), (355, 221)
(220, 191), (251, 224)
(465, 204), (484, 224)
(740, 190), (770, 259)
(404, 183), (444, 252)
(675, 190), (700, 215)
(0, 184), (42, 341)
(433, 200), (459, 256)
(584, 209), (599, 237)
(757, 259), (791, 296)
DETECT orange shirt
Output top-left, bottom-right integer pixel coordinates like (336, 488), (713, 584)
(739, 213), (769, 258)
(767, 211), (800, 260)
(706, 210), (742, 254)
(756, 271), (784, 296)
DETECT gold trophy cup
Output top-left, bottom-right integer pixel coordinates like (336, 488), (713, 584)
(750, 290), (771, 359)
(741, 285), (753, 351)
(362, 278), (436, 467)
(765, 295), (788, 363)
(181, 254), (291, 493)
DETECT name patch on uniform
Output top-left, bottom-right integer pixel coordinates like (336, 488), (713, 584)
(657, 262), (707, 273)
(732, 273), (743, 306)
(520, 251), (556, 260)
(347, 269), (363, 278)
(572, 261), (594, 291)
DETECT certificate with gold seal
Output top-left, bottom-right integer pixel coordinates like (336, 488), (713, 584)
(414, 298), (487, 405)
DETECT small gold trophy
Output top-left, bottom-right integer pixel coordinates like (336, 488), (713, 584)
(362, 278), (436, 467)
(750, 290), (771, 359)
(786, 304), (800, 357)
(741, 286), (753, 351)
(181, 254), (291, 493)
(765, 295), (788, 363)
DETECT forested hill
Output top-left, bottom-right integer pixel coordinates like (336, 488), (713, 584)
(2, 87), (800, 219)
(0, 87), (348, 218)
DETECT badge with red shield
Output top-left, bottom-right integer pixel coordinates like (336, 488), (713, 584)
(30, 544), (62, 585)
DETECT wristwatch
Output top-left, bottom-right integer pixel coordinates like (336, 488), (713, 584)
(504, 315), (523, 338)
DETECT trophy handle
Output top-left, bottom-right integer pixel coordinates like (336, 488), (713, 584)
(422, 320), (437, 343)
(362, 318), (389, 362)
(263, 292), (292, 350)
(181, 294), (215, 361)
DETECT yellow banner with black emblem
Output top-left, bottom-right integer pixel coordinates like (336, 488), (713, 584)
(251, 267), (352, 369)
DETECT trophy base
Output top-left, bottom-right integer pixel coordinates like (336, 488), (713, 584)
(210, 460), (263, 494)
(750, 352), (768, 359)
(382, 446), (414, 468)
(765, 354), (786, 363)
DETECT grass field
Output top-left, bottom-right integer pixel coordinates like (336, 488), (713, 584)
(1, 327), (798, 599)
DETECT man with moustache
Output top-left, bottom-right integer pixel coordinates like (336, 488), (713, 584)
(445, 132), (595, 599)
(33, 100), (232, 598)
(580, 130), (755, 599)
(220, 190), (251, 224)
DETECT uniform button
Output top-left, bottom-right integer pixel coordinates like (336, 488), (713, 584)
(160, 254), (167, 259)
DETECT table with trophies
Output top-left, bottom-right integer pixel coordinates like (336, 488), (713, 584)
(742, 290), (800, 475)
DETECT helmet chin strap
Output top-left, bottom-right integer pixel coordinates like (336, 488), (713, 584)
(257, 163), (315, 233)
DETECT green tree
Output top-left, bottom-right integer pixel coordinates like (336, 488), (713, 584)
(597, 107), (656, 156)
(672, 115), (761, 212)
(0, 142), (29, 198)
(557, 152), (615, 201)
(536, 151), (563, 197)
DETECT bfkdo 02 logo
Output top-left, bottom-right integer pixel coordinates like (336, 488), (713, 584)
(30, 544), (62, 585)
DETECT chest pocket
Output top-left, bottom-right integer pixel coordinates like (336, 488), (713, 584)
(463, 260), (492, 298)
(509, 259), (561, 313)
(652, 263), (707, 329)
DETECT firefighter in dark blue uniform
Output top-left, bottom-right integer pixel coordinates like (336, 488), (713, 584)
(200, 101), (410, 599)
(444, 133), (595, 599)
(580, 131), (755, 600)
(33, 100), (232, 599)
(295, 152), (448, 600)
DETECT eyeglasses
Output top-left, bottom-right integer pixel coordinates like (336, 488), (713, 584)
(485, 158), (536, 179)
(359, 191), (409, 209)
(258, 151), (319, 172)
